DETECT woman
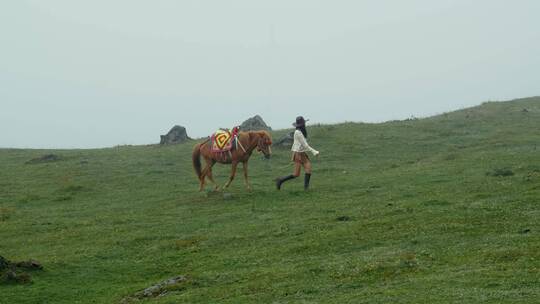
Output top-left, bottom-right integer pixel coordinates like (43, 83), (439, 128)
(276, 116), (320, 190)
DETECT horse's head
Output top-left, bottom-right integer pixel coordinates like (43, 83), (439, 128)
(256, 131), (273, 159)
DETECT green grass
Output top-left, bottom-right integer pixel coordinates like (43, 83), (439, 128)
(1, 97), (540, 303)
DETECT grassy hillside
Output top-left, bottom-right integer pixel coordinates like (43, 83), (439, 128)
(1, 97), (539, 303)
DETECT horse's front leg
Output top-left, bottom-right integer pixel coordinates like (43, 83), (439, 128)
(223, 162), (238, 189)
(242, 161), (252, 191)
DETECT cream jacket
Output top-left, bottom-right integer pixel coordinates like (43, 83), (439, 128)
(291, 130), (319, 156)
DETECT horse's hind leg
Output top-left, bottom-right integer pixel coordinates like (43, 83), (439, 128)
(199, 162), (212, 192)
(198, 171), (206, 192)
(205, 160), (219, 191)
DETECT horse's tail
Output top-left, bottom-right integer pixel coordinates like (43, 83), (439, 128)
(192, 144), (203, 180)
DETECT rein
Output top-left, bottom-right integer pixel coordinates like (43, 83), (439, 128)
(236, 136), (247, 153)
(237, 132), (258, 155)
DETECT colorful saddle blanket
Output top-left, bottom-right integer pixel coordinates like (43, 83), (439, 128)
(211, 129), (234, 152)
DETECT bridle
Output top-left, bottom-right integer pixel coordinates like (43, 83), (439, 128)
(257, 136), (272, 158)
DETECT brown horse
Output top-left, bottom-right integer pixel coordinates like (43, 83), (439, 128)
(192, 131), (272, 191)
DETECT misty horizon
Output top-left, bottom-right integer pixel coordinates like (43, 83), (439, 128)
(0, 96), (535, 150)
(2, 1), (539, 149)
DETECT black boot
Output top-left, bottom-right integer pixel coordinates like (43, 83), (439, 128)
(276, 175), (296, 190)
(304, 173), (312, 190)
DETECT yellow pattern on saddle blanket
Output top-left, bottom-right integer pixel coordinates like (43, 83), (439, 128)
(211, 129), (234, 152)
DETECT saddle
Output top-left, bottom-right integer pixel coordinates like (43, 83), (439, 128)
(210, 127), (240, 153)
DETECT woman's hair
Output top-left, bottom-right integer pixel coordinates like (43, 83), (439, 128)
(297, 125), (308, 138)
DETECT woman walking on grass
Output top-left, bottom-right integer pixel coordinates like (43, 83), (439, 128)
(275, 116), (320, 190)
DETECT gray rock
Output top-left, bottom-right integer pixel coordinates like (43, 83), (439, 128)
(0, 256), (42, 285)
(15, 260), (43, 270)
(160, 126), (190, 145)
(139, 276), (186, 297)
(240, 115), (271, 131)
(274, 131), (294, 148)
(122, 276), (187, 303)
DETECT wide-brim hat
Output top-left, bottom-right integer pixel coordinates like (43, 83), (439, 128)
(292, 116), (309, 127)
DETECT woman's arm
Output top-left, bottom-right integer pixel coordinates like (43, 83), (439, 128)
(295, 131), (319, 156)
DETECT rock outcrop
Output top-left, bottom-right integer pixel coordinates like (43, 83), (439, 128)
(274, 131), (294, 148)
(240, 115), (271, 131)
(160, 126), (190, 145)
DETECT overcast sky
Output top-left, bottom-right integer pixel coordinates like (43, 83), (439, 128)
(1, 1), (539, 148)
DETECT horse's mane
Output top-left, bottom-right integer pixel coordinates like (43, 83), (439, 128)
(243, 130), (272, 144)
(239, 130), (270, 137)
